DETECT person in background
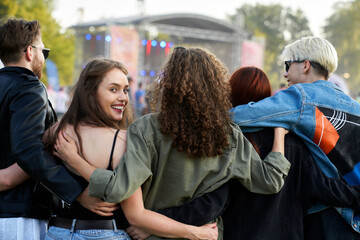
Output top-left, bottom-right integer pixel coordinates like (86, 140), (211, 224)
(230, 37), (360, 239)
(126, 75), (136, 119)
(0, 18), (112, 240)
(135, 82), (146, 118)
(54, 47), (290, 240)
(272, 82), (287, 95)
(54, 86), (69, 119)
(47, 85), (57, 110)
(127, 75), (133, 102)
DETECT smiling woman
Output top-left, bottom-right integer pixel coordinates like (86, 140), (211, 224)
(43, 57), (135, 239)
(45, 58), (133, 156)
(96, 68), (129, 122)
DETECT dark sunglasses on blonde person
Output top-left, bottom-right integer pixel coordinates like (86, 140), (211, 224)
(284, 60), (316, 72)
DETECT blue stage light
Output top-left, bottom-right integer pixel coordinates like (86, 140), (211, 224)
(151, 40), (157, 47)
(169, 42), (174, 48)
(105, 35), (112, 42)
(141, 39), (147, 46)
(150, 71), (156, 77)
(160, 41), (166, 48)
(140, 70), (146, 76)
(85, 34), (92, 40)
(96, 35), (102, 41)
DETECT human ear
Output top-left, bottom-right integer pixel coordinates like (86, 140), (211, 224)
(303, 60), (311, 73)
(24, 46), (33, 62)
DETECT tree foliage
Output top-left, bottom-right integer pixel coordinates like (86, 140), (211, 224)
(323, 0), (360, 96)
(229, 3), (312, 87)
(0, 0), (18, 17)
(0, 0), (75, 86)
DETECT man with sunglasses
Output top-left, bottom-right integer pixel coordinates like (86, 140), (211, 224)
(0, 18), (117, 240)
(230, 36), (360, 239)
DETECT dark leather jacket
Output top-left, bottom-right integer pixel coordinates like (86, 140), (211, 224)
(0, 66), (87, 219)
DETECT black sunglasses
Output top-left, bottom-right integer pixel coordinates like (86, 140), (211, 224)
(24, 45), (50, 59)
(285, 60), (316, 72)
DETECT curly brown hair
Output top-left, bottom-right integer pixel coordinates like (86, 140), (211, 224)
(150, 47), (233, 158)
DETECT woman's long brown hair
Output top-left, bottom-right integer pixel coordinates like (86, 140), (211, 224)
(149, 47), (233, 158)
(45, 58), (134, 156)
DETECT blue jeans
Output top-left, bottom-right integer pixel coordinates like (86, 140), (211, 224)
(45, 226), (131, 240)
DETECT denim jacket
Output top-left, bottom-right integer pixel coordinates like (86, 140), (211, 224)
(230, 80), (360, 232)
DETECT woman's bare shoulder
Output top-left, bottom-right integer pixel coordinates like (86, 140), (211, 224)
(77, 126), (121, 168)
(79, 125), (118, 138)
(117, 130), (127, 143)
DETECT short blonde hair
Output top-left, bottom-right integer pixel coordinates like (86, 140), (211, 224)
(281, 36), (338, 79)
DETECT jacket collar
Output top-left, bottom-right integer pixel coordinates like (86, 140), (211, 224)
(312, 79), (342, 92)
(0, 66), (37, 76)
(0, 66), (38, 80)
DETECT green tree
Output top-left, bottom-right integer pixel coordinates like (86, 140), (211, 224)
(0, 0), (75, 86)
(0, 0), (18, 17)
(323, 0), (360, 96)
(230, 3), (312, 86)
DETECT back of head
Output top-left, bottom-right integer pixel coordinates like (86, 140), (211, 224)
(229, 67), (272, 106)
(281, 36), (338, 79)
(0, 18), (41, 65)
(150, 47), (232, 158)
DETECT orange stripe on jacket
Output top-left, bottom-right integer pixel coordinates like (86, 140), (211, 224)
(313, 107), (339, 154)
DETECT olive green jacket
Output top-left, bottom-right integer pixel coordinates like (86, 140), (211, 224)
(89, 113), (290, 239)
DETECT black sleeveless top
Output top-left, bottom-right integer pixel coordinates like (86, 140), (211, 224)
(52, 130), (128, 228)
(107, 129), (119, 170)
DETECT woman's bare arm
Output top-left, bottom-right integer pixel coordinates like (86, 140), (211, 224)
(272, 127), (289, 154)
(0, 163), (30, 191)
(121, 188), (218, 240)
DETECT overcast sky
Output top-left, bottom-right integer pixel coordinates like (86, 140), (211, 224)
(53, 0), (344, 36)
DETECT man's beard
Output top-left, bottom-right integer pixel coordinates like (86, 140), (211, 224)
(32, 52), (43, 79)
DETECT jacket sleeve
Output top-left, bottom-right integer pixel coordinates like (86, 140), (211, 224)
(230, 86), (303, 131)
(302, 152), (360, 212)
(10, 81), (87, 205)
(89, 121), (152, 203)
(157, 183), (230, 226)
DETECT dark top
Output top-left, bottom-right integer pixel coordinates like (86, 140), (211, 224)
(159, 129), (360, 240)
(0, 66), (86, 219)
(52, 130), (128, 228)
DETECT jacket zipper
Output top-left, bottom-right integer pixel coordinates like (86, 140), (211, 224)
(38, 181), (71, 208)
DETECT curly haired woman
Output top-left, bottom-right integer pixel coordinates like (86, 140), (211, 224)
(54, 47), (290, 240)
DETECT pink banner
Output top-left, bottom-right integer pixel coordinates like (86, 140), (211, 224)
(241, 40), (264, 68)
(110, 26), (139, 83)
